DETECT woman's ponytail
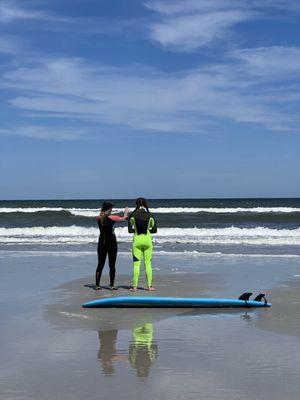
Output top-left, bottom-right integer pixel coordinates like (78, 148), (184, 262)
(134, 197), (149, 213)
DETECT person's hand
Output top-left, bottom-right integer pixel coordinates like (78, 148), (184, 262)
(124, 207), (129, 215)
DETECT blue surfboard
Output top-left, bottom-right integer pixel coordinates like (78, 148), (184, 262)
(82, 296), (271, 308)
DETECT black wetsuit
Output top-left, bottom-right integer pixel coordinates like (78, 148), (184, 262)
(128, 209), (157, 235)
(95, 216), (117, 287)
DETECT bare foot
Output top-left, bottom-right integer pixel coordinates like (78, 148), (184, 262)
(95, 285), (101, 290)
(129, 287), (137, 291)
(148, 286), (155, 291)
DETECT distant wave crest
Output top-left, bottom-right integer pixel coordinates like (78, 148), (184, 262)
(1, 206), (300, 217)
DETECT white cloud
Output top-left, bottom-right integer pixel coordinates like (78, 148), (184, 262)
(145, 0), (245, 15)
(232, 47), (300, 77)
(146, 0), (300, 15)
(2, 55), (300, 139)
(145, 0), (300, 52)
(149, 10), (252, 51)
(0, 0), (71, 23)
(146, 0), (255, 51)
(0, 1), (299, 142)
(0, 125), (88, 141)
(0, 0), (43, 22)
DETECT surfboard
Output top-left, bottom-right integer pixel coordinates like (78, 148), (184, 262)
(82, 296), (271, 308)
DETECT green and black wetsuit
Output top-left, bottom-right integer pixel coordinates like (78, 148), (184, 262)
(128, 208), (157, 288)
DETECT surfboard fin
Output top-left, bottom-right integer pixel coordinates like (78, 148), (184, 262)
(238, 292), (253, 301)
(254, 293), (265, 301)
(254, 293), (268, 306)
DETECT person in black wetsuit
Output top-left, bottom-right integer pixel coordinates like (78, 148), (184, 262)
(95, 201), (128, 290)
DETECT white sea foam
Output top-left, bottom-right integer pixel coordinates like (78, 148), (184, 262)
(1, 206), (300, 216)
(1, 250), (300, 259)
(1, 225), (300, 246)
(0, 207), (66, 213)
(143, 207), (300, 214)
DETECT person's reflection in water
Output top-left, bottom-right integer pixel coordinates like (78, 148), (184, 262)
(97, 330), (126, 375)
(129, 322), (158, 378)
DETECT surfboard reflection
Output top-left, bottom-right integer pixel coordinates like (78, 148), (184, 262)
(97, 322), (158, 377)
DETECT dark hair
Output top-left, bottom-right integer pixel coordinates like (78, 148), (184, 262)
(134, 197), (149, 212)
(99, 201), (113, 225)
(101, 201), (113, 212)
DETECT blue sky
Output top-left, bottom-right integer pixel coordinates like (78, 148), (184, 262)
(0, 0), (300, 199)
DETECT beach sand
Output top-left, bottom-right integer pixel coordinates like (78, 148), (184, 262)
(1, 251), (300, 400)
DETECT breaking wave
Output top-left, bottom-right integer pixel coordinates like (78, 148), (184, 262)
(1, 225), (300, 246)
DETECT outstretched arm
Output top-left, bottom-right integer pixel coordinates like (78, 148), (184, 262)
(108, 207), (129, 222)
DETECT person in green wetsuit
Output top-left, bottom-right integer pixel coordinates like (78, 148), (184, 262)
(128, 198), (157, 291)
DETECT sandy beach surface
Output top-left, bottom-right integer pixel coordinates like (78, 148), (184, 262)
(1, 251), (300, 400)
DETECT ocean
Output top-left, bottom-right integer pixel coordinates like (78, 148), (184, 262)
(1, 198), (300, 256)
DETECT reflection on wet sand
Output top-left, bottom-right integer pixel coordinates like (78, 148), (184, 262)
(97, 323), (158, 378)
(97, 330), (126, 375)
(129, 323), (158, 378)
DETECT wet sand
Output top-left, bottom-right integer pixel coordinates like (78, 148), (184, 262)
(44, 272), (259, 335)
(1, 251), (300, 400)
(255, 277), (300, 338)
